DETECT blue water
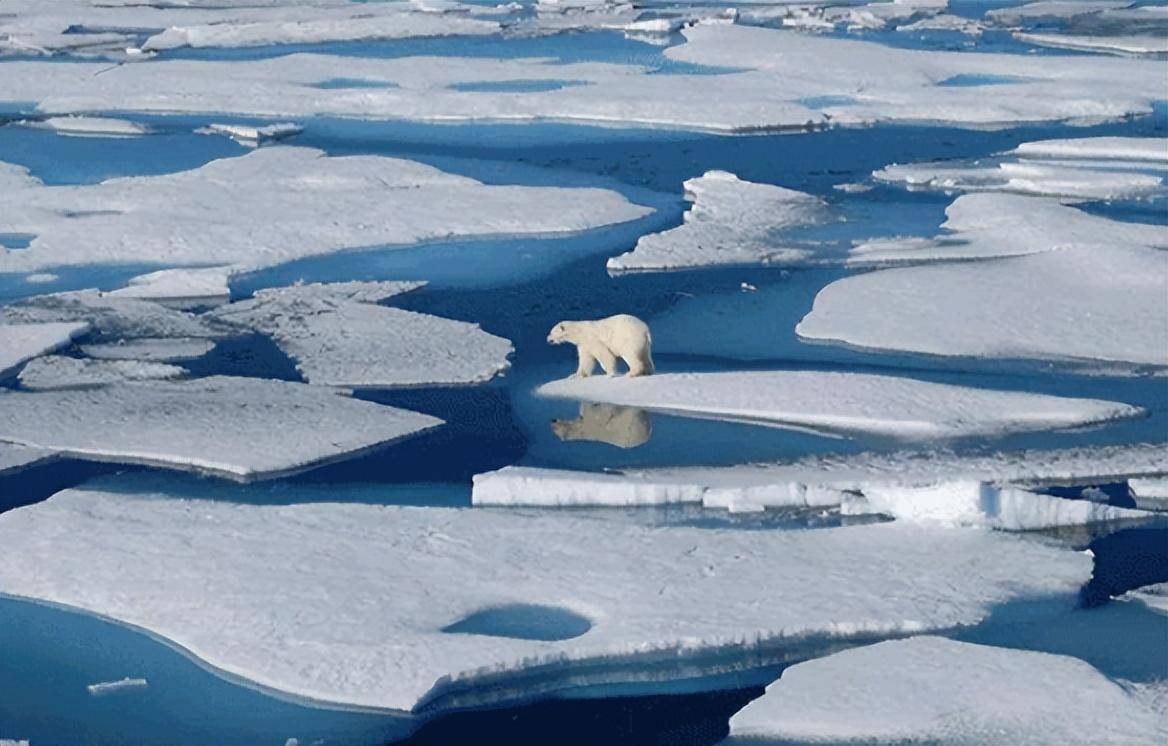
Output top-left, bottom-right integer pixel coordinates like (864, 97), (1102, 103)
(2, 15), (1166, 746)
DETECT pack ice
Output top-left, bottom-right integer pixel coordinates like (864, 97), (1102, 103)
(0, 320), (88, 378)
(209, 281), (513, 388)
(0, 476), (1091, 715)
(726, 637), (1166, 745)
(0, 377), (441, 480)
(0, 148), (652, 275)
(874, 136), (1167, 201)
(1, 24), (1163, 131)
(801, 196), (1168, 368)
(17, 355), (186, 390)
(606, 171), (830, 272)
(537, 371), (1142, 439)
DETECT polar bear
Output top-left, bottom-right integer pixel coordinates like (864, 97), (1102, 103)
(547, 314), (654, 378)
(552, 403), (652, 448)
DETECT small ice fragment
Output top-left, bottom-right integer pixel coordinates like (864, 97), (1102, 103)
(87, 677), (147, 696)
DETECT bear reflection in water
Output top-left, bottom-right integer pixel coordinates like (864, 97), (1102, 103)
(552, 403), (651, 449)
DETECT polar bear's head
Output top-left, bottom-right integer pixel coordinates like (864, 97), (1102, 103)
(547, 321), (571, 345)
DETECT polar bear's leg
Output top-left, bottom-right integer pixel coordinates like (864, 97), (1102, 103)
(624, 347), (655, 377)
(574, 348), (598, 378)
(593, 346), (619, 376)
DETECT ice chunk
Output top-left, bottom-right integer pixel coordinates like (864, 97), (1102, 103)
(0, 442), (58, 477)
(0, 478), (1091, 712)
(537, 371), (1141, 439)
(854, 481), (1154, 531)
(209, 281), (511, 387)
(18, 355), (185, 390)
(0, 376), (442, 480)
(606, 171), (830, 273)
(1130, 477), (1168, 501)
(1125, 583), (1168, 616)
(108, 267), (232, 310)
(802, 201), (1168, 368)
(874, 138), (1166, 201)
(87, 677), (148, 696)
(80, 338), (216, 362)
(473, 466), (707, 507)
(727, 637), (1165, 745)
(0, 148), (652, 275)
(0, 290), (228, 340)
(0, 24), (1163, 131)
(196, 123), (303, 147)
(0, 320), (89, 378)
(1016, 31), (1168, 55)
(19, 115), (148, 137)
(986, 1), (1130, 26)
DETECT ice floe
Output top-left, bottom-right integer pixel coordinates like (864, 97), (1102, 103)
(0, 320), (88, 378)
(87, 677), (148, 696)
(209, 281), (512, 387)
(988, 1), (1168, 57)
(726, 636), (1166, 745)
(80, 338), (217, 363)
(196, 122), (303, 147)
(107, 267), (232, 310)
(0, 24), (1163, 131)
(847, 481), (1153, 531)
(18, 355), (186, 390)
(18, 116), (149, 138)
(0, 148), (652, 275)
(1017, 31), (1168, 55)
(473, 442), (1168, 510)
(0, 376), (442, 480)
(0, 290), (228, 340)
(874, 137), (1166, 201)
(802, 200), (1168, 368)
(0, 478), (1092, 713)
(0, 442), (57, 477)
(537, 371), (1141, 439)
(1130, 477), (1168, 501)
(606, 171), (830, 272)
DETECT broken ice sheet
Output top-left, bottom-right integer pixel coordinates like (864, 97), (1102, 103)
(18, 355), (186, 390)
(537, 371), (1143, 439)
(0, 376), (442, 480)
(0, 476), (1092, 713)
(0, 320), (88, 378)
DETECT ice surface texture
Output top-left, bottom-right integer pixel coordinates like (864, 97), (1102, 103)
(0, 148), (652, 275)
(0, 377), (441, 480)
(727, 636), (1166, 745)
(538, 371), (1142, 439)
(0, 320), (88, 378)
(0, 477), (1090, 713)
(18, 355), (186, 390)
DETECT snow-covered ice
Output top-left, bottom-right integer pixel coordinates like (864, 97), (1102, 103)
(606, 171), (830, 272)
(0, 477), (1091, 713)
(108, 267), (232, 310)
(0, 148), (652, 275)
(538, 371), (1142, 439)
(209, 281), (513, 387)
(18, 355), (186, 390)
(726, 636), (1166, 745)
(874, 137), (1166, 201)
(0, 291), (228, 340)
(850, 481), (1154, 531)
(87, 677), (148, 696)
(0, 442), (57, 477)
(0, 320), (88, 378)
(0, 376), (442, 480)
(18, 116), (149, 138)
(1130, 477), (1168, 501)
(1016, 31), (1168, 56)
(80, 338), (217, 363)
(196, 123), (303, 147)
(0, 25), (1163, 131)
(802, 199), (1168, 368)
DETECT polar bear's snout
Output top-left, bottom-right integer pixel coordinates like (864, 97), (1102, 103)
(547, 322), (568, 344)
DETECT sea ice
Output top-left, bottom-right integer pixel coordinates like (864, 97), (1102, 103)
(0, 376), (442, 480)
(537, 371), (1142, 439)
(18, 355), (186, 390)
(726, 636), (1166, 745)
(0, 25), (1163, 131)
(801, 200), (1168, 368)
(1015, 32), (1168, 56)
(606, 171), (830, 272)
(210, 281), (512, 387)
(0, 478), (1091, 713)
(1130, 477), (1168, 501)
(851, 481), (1154, 531)
(0, 148), (652, 275)
(0, 320), (89, 378)
(874, 137), (1166, 201)
(196, 123), (303, 147)
(18, 116), (149, 138)
(87, 677), (148, 696)
(107, 267), (232, 310)
(0, 442), (57, 477)
(80, 338), (217, 363)
(0, 290), (228, 340)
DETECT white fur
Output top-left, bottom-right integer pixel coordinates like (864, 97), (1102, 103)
(547, 314), (654, 378)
